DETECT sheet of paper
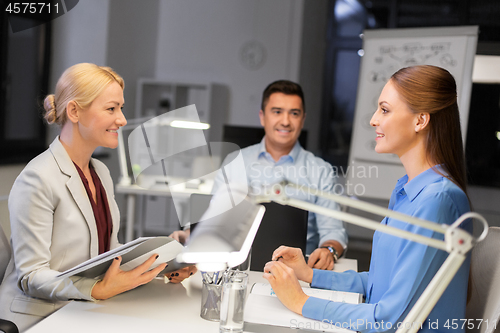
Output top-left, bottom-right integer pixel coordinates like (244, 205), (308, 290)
(120, 240), (184, 271)
(244, 293), (356, 333)
(250, 283), (362, 304)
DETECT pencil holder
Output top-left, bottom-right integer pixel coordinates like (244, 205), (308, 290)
(200, 279), (223, 321)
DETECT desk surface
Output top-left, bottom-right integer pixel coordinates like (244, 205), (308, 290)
(26, 259), (357, 333)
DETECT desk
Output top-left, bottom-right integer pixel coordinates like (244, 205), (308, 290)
(115, 178), (213, 242)
(26, 259), (357, 333)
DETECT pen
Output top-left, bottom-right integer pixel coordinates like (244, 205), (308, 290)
(274, 256), (283, 261)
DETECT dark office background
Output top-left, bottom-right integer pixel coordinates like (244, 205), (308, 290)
(1, 0), (500, 271)
(320, 0), (500, 174)
(319, 0), (500, 270)
(0, 4), (51, 164)
(2, 1), (500, 172)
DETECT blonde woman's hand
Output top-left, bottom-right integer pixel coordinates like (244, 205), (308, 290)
(91, 254), (167, 300)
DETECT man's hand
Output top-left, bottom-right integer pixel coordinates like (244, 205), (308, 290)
(307, 241), (343, 270)
(166, 265), (197, 283)
(307, 248), (334, 270)
(169, 229), (190, 245)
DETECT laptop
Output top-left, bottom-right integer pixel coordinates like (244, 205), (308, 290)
(189, 193), (308, 271)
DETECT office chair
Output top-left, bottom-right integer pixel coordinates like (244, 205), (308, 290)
(466, 226), (500, 333)
(0, 223), (19, 333)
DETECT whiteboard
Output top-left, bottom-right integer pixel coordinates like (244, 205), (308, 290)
(346, 26), (478, 199)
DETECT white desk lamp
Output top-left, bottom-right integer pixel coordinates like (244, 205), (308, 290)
(177, 189), (266, 272)
(255, 181), (488, 333)
(179, 180), (488, 333)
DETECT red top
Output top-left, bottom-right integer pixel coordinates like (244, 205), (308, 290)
(73, 162), (112, 254)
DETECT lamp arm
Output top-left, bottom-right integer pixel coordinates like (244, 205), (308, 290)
(284, 181), (446, 234)
(269, 196), (449, 252)
(256, 181), (488, 252)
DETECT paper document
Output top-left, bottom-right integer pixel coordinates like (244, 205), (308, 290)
(250, 282), (363, 304)
(244, 283), (362, 333)
(57, 236), (187, 280)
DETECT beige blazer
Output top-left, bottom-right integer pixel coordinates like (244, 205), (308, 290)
(0, 137), (120, 331)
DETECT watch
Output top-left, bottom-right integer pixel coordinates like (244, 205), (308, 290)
(321, 246), (339, 262)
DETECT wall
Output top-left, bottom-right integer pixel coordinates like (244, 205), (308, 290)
(106, 0), (160, 124)
(154, 0), (304, 127)
(104, 0), (161, 188)
(105, 0), (169, 235)
(46, 0), (312, 160)
(47, 0), (111, 144)
(114, 0), (308, 235)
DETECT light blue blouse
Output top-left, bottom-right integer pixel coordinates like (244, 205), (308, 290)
(212, 138), (347, 254)
(302, 167), (472, 333)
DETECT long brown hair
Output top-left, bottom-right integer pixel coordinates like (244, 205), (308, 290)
(391, 65), (473, 302)
(390, 65), (468, 197)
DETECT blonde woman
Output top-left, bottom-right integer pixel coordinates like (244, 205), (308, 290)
(0, 63), (173, 331)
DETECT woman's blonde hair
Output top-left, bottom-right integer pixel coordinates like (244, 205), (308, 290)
(43, 63), (124, 125)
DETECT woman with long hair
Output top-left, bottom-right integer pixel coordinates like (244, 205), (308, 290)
(264, 65), (472, 333)
(0, 63), (192, 331)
